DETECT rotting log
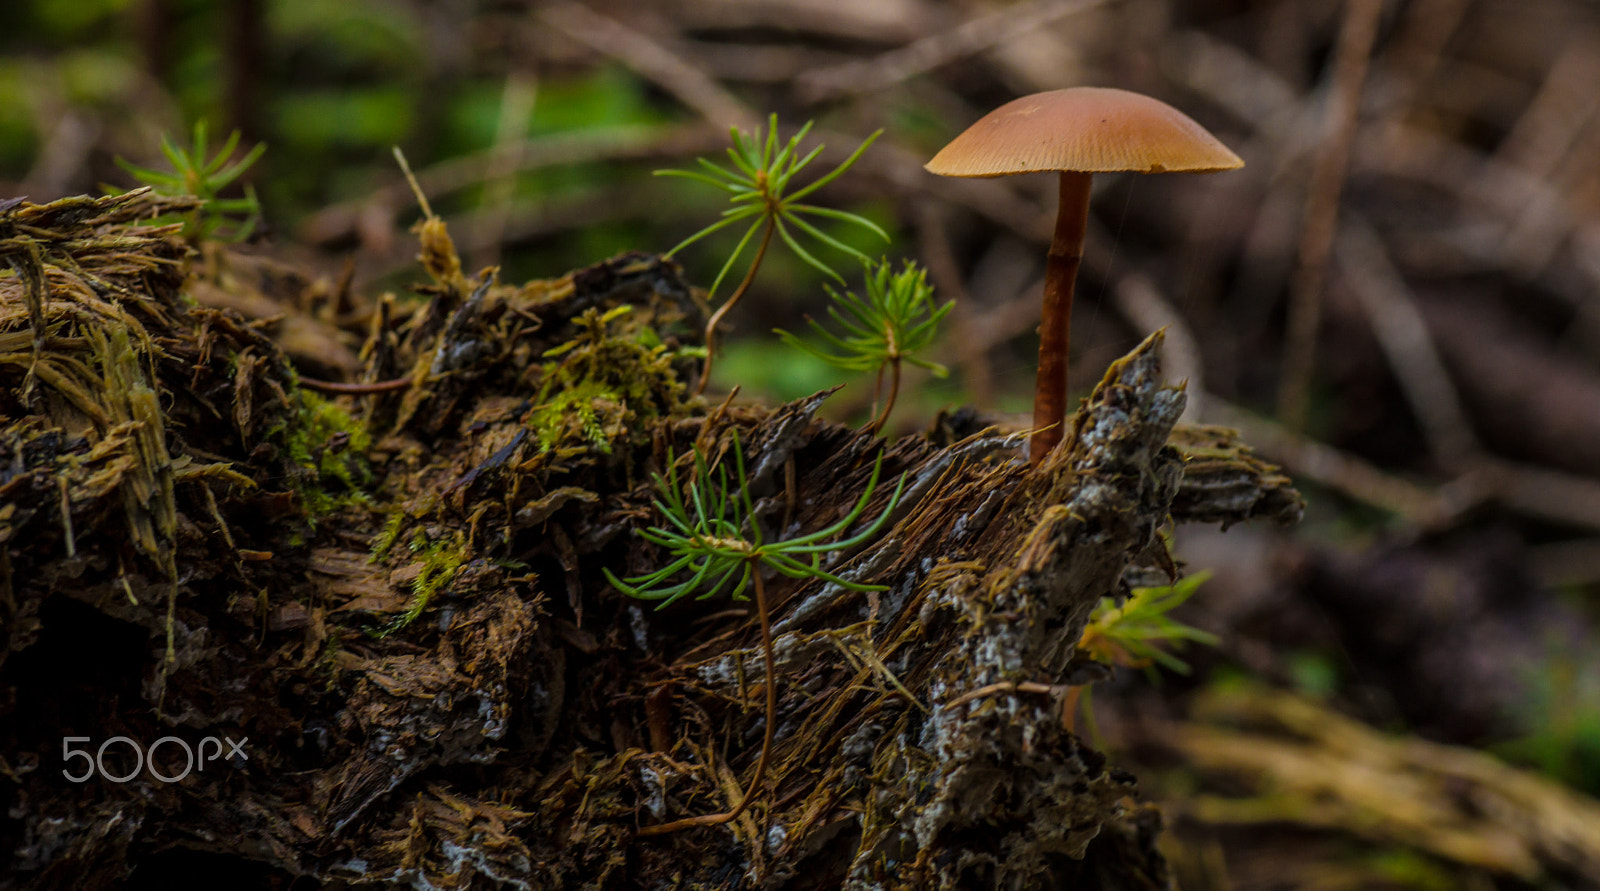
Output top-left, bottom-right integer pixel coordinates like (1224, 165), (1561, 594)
(0, 191), (1299, 890)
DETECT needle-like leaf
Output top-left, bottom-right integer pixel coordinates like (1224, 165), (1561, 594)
(607, 431), (898, 608)
(110, 119), (265, 245)
(774, 259), (952, 431)
(656, 117), (889, 393)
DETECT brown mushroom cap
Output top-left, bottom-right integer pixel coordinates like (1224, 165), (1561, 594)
(925, 86), (1243, 178)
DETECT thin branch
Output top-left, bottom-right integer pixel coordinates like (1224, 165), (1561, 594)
(541, 1), (757, 131)
(1335, 216), (1481, 472)
(1205, 397), (1460, 526)
(297, 125), (722, 246)
(1277, 0), (1385, 433)
(797, 0), (1113, 102)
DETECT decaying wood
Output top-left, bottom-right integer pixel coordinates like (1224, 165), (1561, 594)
(0, 193), (1299, 889)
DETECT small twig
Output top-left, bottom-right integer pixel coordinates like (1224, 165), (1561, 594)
(944, 680), (1068, 711)
(541, 1), (756, 130)
(1170, 28), (1300, 136)
(649, 0), (927, 44)
(1477, 459), (1600, 535)
(1497, 40), (1600, 275)
(1382, 0), (1472, 96)
(1277, 0), (1385, 433)
(1213, 395), (1600, 535)
(297, 376), (413, 395)
(690, 385), (740, 459)
(297, 125), (722, 246)
(200, 481), (235, 551)
(1492, 40), (1600, 180)
(57, 473), (75, 559)
(868, 358), (901, 434)
(676, 39), (846, 85)
(824, 629), (925, 713)
(1206, 396), (1458, 526)
(796, 0), (1111, 102)
(1336, 216), (1480, 471)
(392, 146), (432, 220)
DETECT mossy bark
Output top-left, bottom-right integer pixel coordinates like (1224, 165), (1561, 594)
(0, 191), (1300, 890)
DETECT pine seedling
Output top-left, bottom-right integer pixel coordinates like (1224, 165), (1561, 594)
(1079, 572), (1218, 677)
(1071, 572), (1219, 741)
(606, 431), (905, 834)
(115, 120), (265, 244)
(776, 258), (952, 432)
(657, 115), (888, 394)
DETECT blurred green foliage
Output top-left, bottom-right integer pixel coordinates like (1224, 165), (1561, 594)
(1073, 573), (1219, 746)
(1358, 849), (1460, 891)
(0, 1), (679, 223)
(114, 119), (264, 243)
(1493, 644), (1600, 795)
(1285, 649), (1341, 700)
(0, 0), (914, 409)
(27, 0), (129, 41)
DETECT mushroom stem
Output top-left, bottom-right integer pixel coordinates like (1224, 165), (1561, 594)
(1030, 169), (1093, 465)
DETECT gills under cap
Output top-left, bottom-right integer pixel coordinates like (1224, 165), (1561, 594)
(925, 86), (1244, 178)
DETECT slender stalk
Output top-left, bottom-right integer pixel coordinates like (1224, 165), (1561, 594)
(1030, 170), (1093, 465)
(869, 356), (901, 434)
(870, 365), (884, 425)
(694, 220), (776, 396)
(298, 376), (413, 395)
(638, 564), (777, 835)
(1275, 0), (1384, 434)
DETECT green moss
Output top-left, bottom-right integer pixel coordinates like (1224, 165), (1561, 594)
(268, 388), (374, 531)
(526, 378), (614, 454)
(370, 507), (407, 561)
(524, 305), (687, 458)
(377, 528), (466, 636)
(366, 306), (684, 635)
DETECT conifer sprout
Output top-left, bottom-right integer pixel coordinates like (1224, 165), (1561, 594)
(113, 119), (265, 245)
(656, 116), (888, 395)
(775, 257), (952, 433)
(606, 431), (905, 834)
(1070, 572), (1219, 739)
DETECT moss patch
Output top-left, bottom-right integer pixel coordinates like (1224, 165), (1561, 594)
(269, 387), (373, 529)
(378, 528), (467, 636)
(525, 305), (687, 460)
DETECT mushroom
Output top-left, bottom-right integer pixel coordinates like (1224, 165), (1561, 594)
(925, 87), (1243, 465)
